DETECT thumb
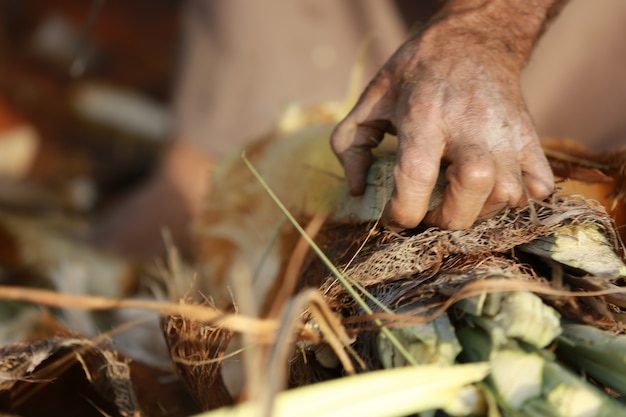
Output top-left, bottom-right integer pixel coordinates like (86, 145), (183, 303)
(331, 86), (392, 195)
(331, 124), (387, 195)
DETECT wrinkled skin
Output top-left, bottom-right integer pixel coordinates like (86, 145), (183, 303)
(331, 2), (562, 230)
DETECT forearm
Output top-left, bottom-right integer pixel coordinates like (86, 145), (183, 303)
(428, 0), (570, 66)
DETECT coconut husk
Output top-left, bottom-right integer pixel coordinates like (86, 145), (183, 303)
(319, 193), (619, 305)
(161, 308), (235, 411)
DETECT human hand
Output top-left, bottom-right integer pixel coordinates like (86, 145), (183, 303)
(331, 11), (555, 230)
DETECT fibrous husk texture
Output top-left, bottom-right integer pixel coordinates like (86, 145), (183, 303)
(320, 193), (620, 305)
(162, 308), (235, 411)
(307, 192), (626, 383)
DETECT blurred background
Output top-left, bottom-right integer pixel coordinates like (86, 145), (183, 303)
(0, 0), (180, 216)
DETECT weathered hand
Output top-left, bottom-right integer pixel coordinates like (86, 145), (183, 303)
(331, 3), (559, 230)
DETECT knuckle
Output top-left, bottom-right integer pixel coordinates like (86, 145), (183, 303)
(394, 148), (439, 183)
(453, 162), (495, 190)
(396, 158), (440, 187)
(523, 167), (555, 200)
(330, 124), (347, 153)
(492, 180), (524, 207)
(528, 176), (555, 199)
(330, 120), (361, 156)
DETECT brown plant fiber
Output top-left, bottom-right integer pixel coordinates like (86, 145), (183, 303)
(321, 194), (619, 302)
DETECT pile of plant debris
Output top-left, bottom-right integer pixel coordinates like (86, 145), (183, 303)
(2, 99), (626, 417)
(163, 103), (626, 416)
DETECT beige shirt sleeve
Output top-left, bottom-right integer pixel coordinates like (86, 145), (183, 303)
(172, 0), (407, 158)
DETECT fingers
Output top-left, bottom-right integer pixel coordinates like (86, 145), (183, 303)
(478, 128), (554, 220)
(423, 142), (496, 229)
(423, 129), (554, 230)
(382, 121), (445, 230)
(331, 81), (392, 196)
(478, 147), (524, 220)
(519, 136), (555, 200)
(331, 122), (385, 195)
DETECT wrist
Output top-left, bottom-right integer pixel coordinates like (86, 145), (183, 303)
(427, 0), (567, 66)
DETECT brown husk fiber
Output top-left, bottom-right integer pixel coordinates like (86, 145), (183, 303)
(320, 193), (620, 305)
(162, 308), (235, 411)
